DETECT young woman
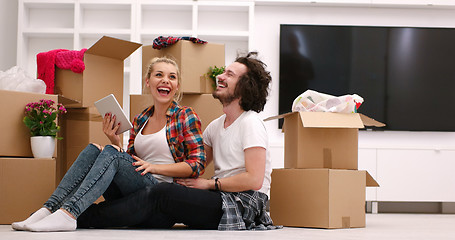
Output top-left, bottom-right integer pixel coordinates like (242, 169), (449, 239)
(12, 56), (206, 232)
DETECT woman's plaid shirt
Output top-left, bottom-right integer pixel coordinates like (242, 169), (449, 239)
(127, 101), (206, 178)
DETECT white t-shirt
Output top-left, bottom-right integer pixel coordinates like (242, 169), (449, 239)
(134, 122), (174, 183)
(203, 111), (272, 195)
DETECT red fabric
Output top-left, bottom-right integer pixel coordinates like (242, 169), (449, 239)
(36, 48), (87, 94)
(37, 49), (66, 94)
(55, 49), (87, 73)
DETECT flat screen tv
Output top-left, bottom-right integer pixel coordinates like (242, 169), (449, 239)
(279, 24), (455, 131)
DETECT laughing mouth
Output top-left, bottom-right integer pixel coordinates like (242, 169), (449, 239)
(157, 87), (171, 95)
(217, 80), (227, 89)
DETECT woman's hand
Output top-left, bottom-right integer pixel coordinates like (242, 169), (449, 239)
(176, 178), (212, 190)
(132, 155), (156, 175)
(102, 113), (121, 146)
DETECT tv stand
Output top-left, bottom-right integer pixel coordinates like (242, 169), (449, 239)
(359, 131), (455, 213)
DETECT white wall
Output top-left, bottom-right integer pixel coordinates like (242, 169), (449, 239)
(0, 0), (18, 71)
(253, 5), (455, 168)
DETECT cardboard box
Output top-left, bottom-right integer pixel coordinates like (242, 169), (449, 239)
(270, 168), (379, 229)
(0, 158), (56, 224)
(130, 94), (222, 179)
(142, 41), (225, 94)
(58, 107), (112, 181)
(0, 90), (59, 158)
(265, 112), (384, 169)
(55, 36), (141, 108)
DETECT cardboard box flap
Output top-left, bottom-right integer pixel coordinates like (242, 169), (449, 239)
(299, 112), (364, 128)
(263, 112), (295, 122)
(365, 171), (379, 187)
(359, 113), (386, 127)
(66, 107), (103, 122)
(58, 95), (80, 106)
(264, 111), (384, 129)
(85, 36), (142, 60)
(265, 112), (366, 128)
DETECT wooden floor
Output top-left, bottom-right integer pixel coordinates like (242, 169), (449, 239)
(1, 214), (455, 240)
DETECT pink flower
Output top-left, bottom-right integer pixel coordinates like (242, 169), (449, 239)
(23, 98), (67, 137)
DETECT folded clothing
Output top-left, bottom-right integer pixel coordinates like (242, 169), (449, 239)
(152, 36), (207, 50)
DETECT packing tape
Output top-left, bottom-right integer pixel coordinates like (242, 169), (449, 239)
(323, 148), (332, 168)
(342, 216), (351, 228)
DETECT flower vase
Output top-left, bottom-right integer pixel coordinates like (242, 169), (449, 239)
(30, 136), (55, 158)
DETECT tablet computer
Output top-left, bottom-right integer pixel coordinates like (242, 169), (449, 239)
(94, 94), (133, 135)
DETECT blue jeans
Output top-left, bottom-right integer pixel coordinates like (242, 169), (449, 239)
(44, 144), (158, 218)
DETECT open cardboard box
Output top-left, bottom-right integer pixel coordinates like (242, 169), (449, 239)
(142, 41), (225, 94)
(270, 168), (379, 229)
(0, 158), (56, 224)
(130, 93), (224, 179)
(0, 89), (59, 158)
(55, 36), (141, 108)
(265, 112), (384, 169)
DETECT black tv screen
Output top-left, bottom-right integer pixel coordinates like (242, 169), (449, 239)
(279, 24), (455, 131)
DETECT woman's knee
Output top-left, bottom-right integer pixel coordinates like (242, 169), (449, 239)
(91, 143), (123, 153)
(108, 144), (124, 152)
(90, 143), (104, 151)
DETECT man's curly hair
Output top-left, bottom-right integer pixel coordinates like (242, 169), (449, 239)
(234, 52), (272, 113)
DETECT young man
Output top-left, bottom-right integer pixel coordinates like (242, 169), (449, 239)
(77, 52), (279, 230)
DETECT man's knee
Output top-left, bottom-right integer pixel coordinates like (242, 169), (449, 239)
(145, 183), (175, 200)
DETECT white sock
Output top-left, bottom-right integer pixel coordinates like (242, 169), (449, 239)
(11, 207), (51, 231)
(25, 209), (77, 232)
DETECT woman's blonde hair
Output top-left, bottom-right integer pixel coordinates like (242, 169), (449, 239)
(143, 56), (182, 102)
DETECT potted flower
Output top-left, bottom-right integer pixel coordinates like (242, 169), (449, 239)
(23, 99), (67, 158)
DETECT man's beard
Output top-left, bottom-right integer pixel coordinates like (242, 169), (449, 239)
(212, 91), (239, 106)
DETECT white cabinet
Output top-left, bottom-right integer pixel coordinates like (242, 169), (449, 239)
(17, 0), (254, 97)
(359, 145), (455, 203)
(376, 149), (455, 202)
(359, 130), (455, 203)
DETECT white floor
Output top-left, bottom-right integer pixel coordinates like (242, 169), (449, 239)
(1, 214), (454, 240)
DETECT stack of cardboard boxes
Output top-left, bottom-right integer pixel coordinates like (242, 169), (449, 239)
(266, 112), (383, 229)
(0, 90), (58, 224)
(0, 36), (141, 224)
(130, 40), (226, 179)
